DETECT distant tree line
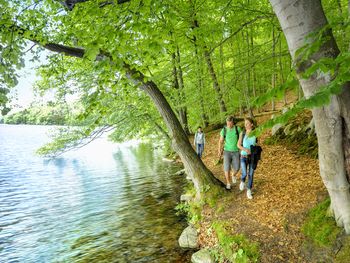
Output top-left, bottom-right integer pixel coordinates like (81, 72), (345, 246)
(3, 102), (74, 125)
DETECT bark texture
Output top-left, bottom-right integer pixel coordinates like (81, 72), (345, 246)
(172, 51), (190, 135)
(270, 0), (350, 233)
(204, 50), (227, 114)
(124, 63), (225, 199)
(19, 36), (225, 199)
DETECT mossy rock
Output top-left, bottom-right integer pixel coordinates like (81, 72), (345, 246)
(265, 110), (318, 158)
(335, 235), (350, 263)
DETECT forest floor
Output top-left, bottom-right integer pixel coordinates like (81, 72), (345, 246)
(195, 112), (328, 262)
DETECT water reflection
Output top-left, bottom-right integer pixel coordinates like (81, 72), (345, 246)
(0, 125), (191, 263)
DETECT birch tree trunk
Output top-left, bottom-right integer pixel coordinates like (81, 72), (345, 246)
(269, 0), (350, 233)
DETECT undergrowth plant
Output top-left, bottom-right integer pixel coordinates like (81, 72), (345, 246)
(175, 183), (203, 225)
(302, 198), (341, 247)
(210, 220), (260, 263)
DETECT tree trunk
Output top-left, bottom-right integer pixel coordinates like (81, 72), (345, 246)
(271, 25), (276, 111)
(194, 39), (210, 127)
(270, 0), (350, 233)
(20, 0), (224, 201)
(252, 32), (257, 98)
(175, 47), (190, 135)
(171, 51), (190, 135)
(197, 55), (210, 127)
(245, 29), (254, 117)
(279, 37), (287, 106)
(32, 40), (225, 199)
(298, 84), (303, 100)
(204, 50), (227, 114)
(220, 44), (226, 94)
(124, 63), (224, 199)
(189, 6), (227, 116)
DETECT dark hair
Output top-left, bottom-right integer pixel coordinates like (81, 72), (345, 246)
(198, 126), (202, 129)
(245, 117), (257, 129)
(226, 116), (235, 123)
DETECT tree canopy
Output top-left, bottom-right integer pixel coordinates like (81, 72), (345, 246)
(1, 0), (350, 229)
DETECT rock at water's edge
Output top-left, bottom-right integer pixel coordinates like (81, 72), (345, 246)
(179, 225), (198, 249)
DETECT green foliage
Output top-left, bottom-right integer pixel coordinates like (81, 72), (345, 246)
(175, 201), (202, 226)
(302, 198), (341, 247)
(175, 183), (203, 225)
(251, 72), (299, 108)
(0, 0), (288, 135)
(252, 74), (345, 138)
(3, 102), (71, 125)
(2, 0), (349, 175)
(211, 220), (260, 263)
(36, 126), (88, 157)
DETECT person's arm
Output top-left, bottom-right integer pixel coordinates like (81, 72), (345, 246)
(237, 132), (243, 151)
(237, 132), (250, 154)
(218, 135), (224, 158)
(193, 133), (196, 146)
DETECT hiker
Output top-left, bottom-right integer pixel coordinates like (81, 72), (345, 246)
(218, 116), (241, 190)
(237, 117), (259, 199)
(194, 126), (205, 158)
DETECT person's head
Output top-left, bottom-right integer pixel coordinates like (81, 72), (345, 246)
(197, 126), (202, 133)
(244, 117), (256, 131)
(226, 116), (235, 128)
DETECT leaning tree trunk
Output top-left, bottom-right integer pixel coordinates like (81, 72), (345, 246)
(124, 63), (224, 199)
(40, 0), (223, 200)
(270, 0), (350, 233)
(29, 39), (225, 199)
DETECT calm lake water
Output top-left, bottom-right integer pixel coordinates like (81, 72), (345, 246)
(0, 125), (191, 263)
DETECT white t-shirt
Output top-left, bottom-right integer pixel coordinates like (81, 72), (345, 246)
(194, 132), (205, 144)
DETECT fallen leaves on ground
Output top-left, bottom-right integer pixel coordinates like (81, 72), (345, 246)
(195, 114), (326, 263)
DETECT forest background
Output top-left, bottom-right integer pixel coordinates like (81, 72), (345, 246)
(1, 0), (350, 261)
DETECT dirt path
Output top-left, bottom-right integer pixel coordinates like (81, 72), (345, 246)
(196, 119), (327, 262)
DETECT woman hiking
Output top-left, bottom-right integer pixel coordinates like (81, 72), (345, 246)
(237, 118), (258, 199)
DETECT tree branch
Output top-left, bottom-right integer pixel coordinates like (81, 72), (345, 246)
(60, 0), (131, 10)
(209, 15), (271, 54)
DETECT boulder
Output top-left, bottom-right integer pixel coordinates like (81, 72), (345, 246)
(191, 249), (214, 263)
(180, 194), (193, 202)
(174, 169), (186, 176)
(179, 225), (198, 249)
(271, 123), (283, 136)
(283, 123), (293, 135)
(281, 107), (289, 114)
(162, 157), (175, 162)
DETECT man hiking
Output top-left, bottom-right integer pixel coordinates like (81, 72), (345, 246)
(218, 116), (241, 190)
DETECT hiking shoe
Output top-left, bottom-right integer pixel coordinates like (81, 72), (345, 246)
(239, 181), (245, 191)
(247, 189), (253, 199)
(226, 183), (231, 190)
(231, 176), (237, 184)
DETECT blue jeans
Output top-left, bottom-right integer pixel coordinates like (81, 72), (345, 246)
(196, 143), (204, 158)
(241, 156), (255, 189)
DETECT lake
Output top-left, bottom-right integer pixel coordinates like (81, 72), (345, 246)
(0, 125), (191, 262)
